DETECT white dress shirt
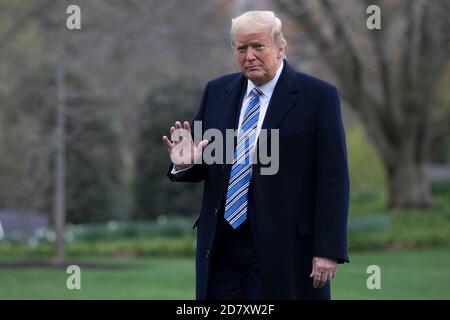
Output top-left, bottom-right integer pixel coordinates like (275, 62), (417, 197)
(172, 61), (284, 174)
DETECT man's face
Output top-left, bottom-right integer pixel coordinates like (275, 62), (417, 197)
(234, 29), (283, 86)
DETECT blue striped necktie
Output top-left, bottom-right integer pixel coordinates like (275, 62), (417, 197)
(224, 87), (263, 229)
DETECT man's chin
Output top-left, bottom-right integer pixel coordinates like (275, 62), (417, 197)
(245, 73), (264, 85)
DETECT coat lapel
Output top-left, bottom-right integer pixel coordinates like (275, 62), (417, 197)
(219, 74), (247, 133)
(217, 73), (247, 166)
(261, 61), (299, 131)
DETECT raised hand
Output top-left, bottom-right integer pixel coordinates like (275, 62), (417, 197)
(162, 121), (209, 170)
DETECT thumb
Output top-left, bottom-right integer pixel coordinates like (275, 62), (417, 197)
(310, 258), (315, 278)
(198, 139), (209, 150)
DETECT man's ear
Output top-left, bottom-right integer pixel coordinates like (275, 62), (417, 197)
(277, 47), (284, 59)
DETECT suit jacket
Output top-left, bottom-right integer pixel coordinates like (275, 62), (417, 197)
(167, 60), (350, 299)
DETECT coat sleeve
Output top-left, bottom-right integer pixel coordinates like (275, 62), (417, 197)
(166, 82), (209, 183)
(313, 86), (350, 263)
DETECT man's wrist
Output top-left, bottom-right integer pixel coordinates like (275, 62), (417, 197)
(174, 164), (193, 171)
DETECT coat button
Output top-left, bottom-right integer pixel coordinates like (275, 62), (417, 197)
(206, 250), (210, 258)
(214, 208), (218, 216)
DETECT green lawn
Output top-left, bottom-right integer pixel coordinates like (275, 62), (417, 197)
(0, 247), (449, 299)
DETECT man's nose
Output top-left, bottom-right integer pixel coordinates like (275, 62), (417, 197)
(245, 48), (256, 61)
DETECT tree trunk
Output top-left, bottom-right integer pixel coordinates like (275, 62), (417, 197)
(52, 63), (66, 265)
(387, 161), (432, 209)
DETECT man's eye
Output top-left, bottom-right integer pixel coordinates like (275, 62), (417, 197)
(237, 47), (246, 53)
(255, 44), (264, 50)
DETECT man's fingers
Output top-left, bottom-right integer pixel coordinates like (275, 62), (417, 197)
(326, 272), (333, 282)
(319, 271), (328, 288)
(171, 128), (181, 143)
(313, 276), (318, 288)
(311, 257), (337, 288)
(171, 125), (188, 143)
(172, 122), (182, 141)
(162, 136), (172, 150)
(171, 121), (193, 144)
(313, 270), (331, 288)
(313, 272), (321, 288)
(184, 121), (191, 132)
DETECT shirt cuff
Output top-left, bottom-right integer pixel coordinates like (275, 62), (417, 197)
(171, 165), (194, 175)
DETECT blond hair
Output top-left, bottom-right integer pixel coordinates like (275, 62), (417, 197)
(230, 11), (287, 50)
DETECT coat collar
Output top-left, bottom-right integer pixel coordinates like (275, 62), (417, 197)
(261, 60), (298, 131)
(221, 59), (299, 133)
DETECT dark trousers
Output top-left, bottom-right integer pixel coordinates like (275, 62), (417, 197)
(206, 217), (263, 300)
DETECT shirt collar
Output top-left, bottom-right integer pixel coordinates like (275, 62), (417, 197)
(246, 60), (284, 100)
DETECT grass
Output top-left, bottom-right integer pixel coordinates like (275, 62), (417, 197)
(0, 247), (449, 300)
(332, 247), (450, 299)
(0, 255), (195, 300)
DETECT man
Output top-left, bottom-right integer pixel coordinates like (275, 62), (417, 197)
(163, 11), (349, 300)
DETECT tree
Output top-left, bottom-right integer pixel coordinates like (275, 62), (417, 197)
(0, 0), (238, 231)
(275, 0), (450, 209)
(133, 77), (204, 219)
(65, 74), (125, 224)
(0, 1), (126, 263)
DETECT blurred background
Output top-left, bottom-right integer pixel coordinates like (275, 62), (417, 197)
(0, 0), (449, 299)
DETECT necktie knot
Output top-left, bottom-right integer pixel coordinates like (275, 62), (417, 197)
(252, 87), (263, 98)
